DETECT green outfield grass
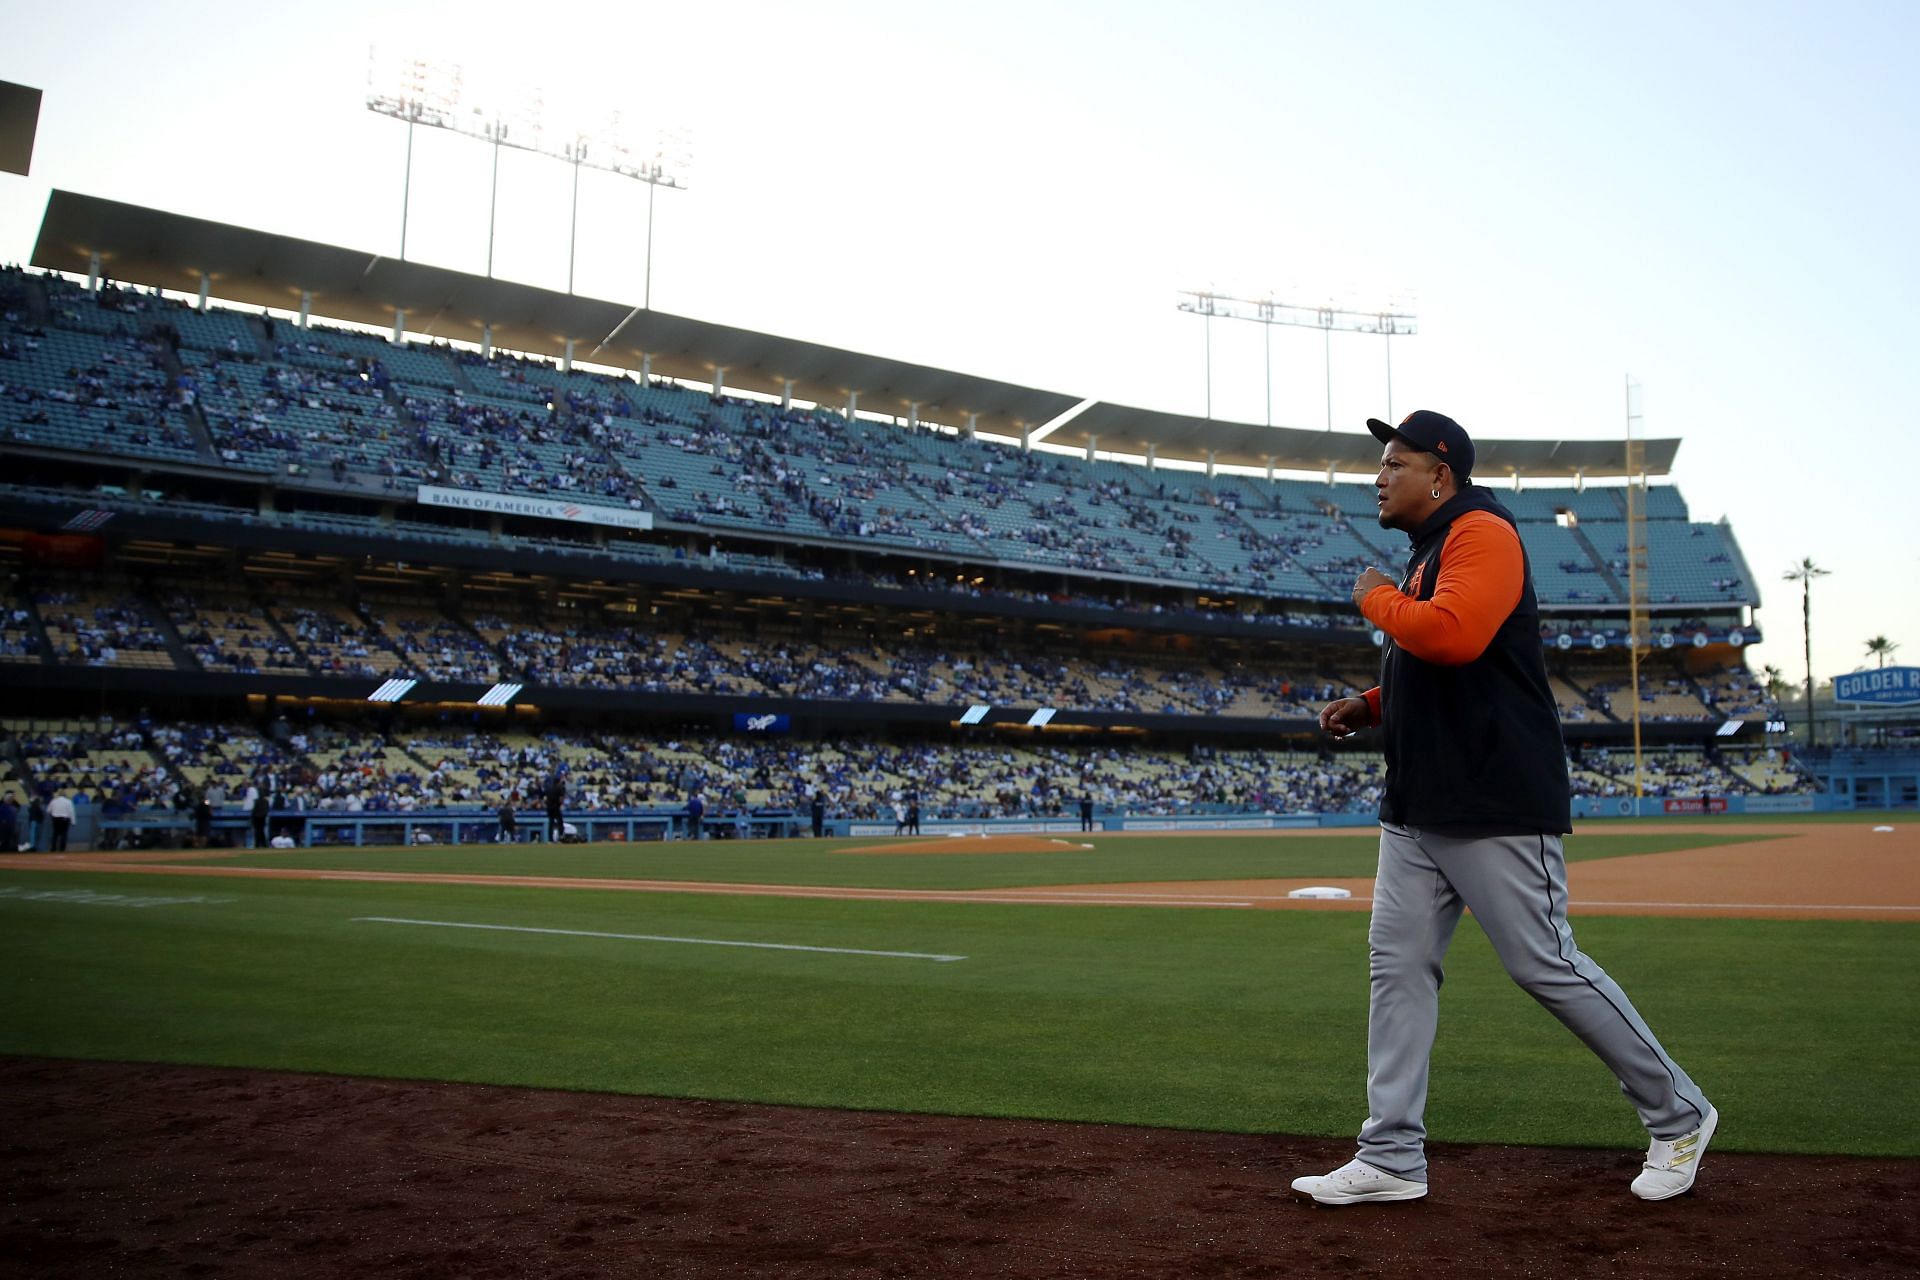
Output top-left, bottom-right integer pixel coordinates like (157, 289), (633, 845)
(180, 829), (1777, 890)
(1, 849), (1913, 1158)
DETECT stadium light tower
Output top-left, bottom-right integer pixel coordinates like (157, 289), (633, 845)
(366, 48), (691, 300)
(1176, 290), (1416, 428)
(1783, 557), (1831, 746)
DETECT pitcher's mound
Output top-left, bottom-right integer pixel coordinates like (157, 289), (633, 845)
(845, 836), (1090, 856)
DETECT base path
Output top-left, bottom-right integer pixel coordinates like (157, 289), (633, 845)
(3, 1057), (1913, 1279)
(1026, 822), (1920, 921)
(0, 822), (1912, 920)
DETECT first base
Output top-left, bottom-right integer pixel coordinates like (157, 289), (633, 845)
(1288, 886), (1352, 900)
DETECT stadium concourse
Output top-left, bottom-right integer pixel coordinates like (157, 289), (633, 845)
(0, 205), (1802, 841)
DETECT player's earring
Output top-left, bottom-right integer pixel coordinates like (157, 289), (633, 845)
(1429, 486), (1440, 499)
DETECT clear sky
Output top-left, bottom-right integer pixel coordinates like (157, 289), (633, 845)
(1, 0), (1913, 686)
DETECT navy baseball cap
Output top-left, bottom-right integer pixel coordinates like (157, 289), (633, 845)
(1367, 409), (1474, 480)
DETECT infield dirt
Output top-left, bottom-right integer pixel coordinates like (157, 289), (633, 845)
(5, 1056), (1914, 1279)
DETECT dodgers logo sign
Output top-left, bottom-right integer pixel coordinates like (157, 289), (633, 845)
(1833, 666), (1920, 707)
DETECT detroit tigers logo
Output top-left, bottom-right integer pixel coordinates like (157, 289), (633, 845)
(1404, 563), (1427, 596)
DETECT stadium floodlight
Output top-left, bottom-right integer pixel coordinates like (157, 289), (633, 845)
(366, 47), (691, 300)
(368, 678), (418, 703)
(1177, 289), (1416, 429)
(477, 682), (523, 707)
(958, 704), (991, 725)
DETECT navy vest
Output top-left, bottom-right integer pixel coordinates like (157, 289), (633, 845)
(1376, 488), (1572, 834)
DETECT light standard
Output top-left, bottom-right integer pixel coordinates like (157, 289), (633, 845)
(1176, 290), (1416, 429)
(367, 49), (691, 299)
(1783, 557), (1830, 745)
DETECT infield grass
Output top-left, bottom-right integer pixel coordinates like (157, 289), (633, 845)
(1, 855), (1913, 1159)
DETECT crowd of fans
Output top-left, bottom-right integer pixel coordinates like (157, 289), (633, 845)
(3, 715), (1816, 847)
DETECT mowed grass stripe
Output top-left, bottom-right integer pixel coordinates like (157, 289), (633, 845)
(152, 831), (1778, 890)
(353, 914), (968, 961)
(0, 869), (1911, 1157)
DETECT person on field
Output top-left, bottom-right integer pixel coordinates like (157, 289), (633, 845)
(543, 774), (564, 843)
(810, 789), (826, 839)
(192, 791), (213, 847)
(1293, 411), (1717, 1207)
(47, 789), (75, 852)
(249, 784), (270, 849)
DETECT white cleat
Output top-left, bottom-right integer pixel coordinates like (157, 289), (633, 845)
(1632, 1105), (1719, 1201)
(1290, 1158), (1429, 1206)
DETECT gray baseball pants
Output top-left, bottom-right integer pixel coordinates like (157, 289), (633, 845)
(1358, 822), (1711, 1181)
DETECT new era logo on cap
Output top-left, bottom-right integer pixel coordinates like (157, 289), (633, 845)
(1368, 409), (1475, 479)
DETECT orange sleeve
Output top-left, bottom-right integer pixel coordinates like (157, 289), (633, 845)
(1362, 686), (1382, 726)
(1360, 512), (1523, 665)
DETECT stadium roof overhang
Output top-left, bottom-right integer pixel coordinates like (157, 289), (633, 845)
(1047, 403), (1680, 478)
(31, 190), (1677, 478)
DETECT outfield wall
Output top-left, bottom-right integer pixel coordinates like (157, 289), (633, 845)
(32, 791), (1847, 852)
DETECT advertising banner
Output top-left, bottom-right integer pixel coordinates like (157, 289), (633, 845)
(416, 485), (655, 531)
(1834, 667), (1920, 707)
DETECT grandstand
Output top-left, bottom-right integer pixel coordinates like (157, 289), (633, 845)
(0, 196), (1808, 843)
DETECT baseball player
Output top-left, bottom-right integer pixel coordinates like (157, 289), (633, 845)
(1293, 411), (1717, 1206)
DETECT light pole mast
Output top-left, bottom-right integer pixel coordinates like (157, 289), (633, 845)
(1783, 558), (1830, 746)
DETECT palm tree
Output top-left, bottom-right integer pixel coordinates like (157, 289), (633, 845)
(1762, 663), (1788, 703)
(1783, 558), (1830, 744)
(1865, 636), (1900, 670)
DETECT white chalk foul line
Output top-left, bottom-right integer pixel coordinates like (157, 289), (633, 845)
(352, 916), (967, 962)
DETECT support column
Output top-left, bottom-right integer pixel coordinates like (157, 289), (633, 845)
(480, 324), (493, 359)
(1086, 434), (1098, 463)
(563, 338), (575, 373)
(1019, 423), (1031, 452)
(965, 413), (978, 440)
(640, 353), (652, 382)
(298, 290), (312, 330)
(1326, 463), (1337, 486)
(1574, 469), (1585, 492)
(845, 390), (859, 421)
(712, 366), (727, 399)
(1146, 444), (1157, 472)
(1206, 449), (1217, 479)
(87, 251), (101, 293)
(907, 401), (919, 431)
(392, 309), (406, 343)
(1264, 456), (1276, 484)
(196, 270), (211, 314)
(781, 379), (794, 411)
